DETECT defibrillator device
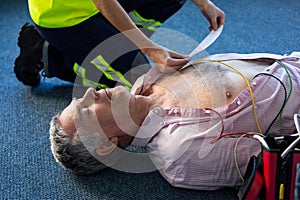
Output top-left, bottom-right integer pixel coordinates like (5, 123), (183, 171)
(238, 114), (300, 200)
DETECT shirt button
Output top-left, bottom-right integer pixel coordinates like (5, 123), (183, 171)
(252, 81), (257, 86)
(204, 109), (211, 114)
(236, 100), (241, 106)
(153, 109), (160, 114)
(160, 121), (164, 125)
(173, 109), (179, 114)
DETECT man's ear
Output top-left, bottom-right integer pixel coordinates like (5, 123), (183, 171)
(96, 137), (118, 156)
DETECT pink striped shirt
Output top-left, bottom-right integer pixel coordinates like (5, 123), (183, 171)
(131, 53), (300, 190)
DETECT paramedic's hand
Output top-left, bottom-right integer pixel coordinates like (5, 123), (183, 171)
(192, 0), (225, 31)
(144, 46), (190, 73)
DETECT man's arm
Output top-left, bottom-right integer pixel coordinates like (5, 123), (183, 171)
(92, 0), (190, 72)
(191, 0), (225, 30)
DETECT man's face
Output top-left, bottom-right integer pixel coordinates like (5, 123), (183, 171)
(59, 86), (138, 139)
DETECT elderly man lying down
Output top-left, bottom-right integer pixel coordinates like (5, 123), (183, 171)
(49, 52), (300, 190)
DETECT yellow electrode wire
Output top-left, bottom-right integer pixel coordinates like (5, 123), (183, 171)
(188, 59), (263, 135)
(279, 183), (284, 200)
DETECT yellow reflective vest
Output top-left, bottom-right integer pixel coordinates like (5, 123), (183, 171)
(28, 0), (99, 28)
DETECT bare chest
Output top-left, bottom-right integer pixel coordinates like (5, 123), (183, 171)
(150, 60), (271, 109)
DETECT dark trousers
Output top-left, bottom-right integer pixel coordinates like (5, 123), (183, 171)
(35, 0), (186, 88)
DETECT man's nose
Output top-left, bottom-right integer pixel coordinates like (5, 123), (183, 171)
(82, 88), (96, 105)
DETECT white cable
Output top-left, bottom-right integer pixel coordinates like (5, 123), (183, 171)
(253, 134), (270, 151)
(281, 136), (300, 159)
(234, 134), (248, 182)
(280, 113), (300, 159)
(294, 114), (300, 135)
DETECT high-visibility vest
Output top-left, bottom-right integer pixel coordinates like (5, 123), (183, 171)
(28, 0), (162, 31)
(28, 0), (99, 28)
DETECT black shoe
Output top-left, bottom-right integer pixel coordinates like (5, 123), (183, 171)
(14, 22), (45, 87)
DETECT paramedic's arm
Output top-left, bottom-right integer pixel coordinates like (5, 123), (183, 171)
(93, 0), (190, 73)
(192, 0), (225, 30)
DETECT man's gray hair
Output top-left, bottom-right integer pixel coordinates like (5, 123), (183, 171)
(49, 114), (107, 175)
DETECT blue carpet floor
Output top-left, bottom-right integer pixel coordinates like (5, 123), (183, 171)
(1, 0), (299, 199)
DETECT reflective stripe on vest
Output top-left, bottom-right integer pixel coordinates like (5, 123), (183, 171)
(128, 10), (162, 32)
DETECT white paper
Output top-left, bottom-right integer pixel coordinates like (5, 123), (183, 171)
(189, 25), (223, 57)
(181, 25), (223, 69)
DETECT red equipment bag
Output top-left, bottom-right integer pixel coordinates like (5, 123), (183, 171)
(238, 136), (300, 200)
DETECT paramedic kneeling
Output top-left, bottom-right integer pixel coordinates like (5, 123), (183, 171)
(14, 0), (224, 88)
(49, 53), (300, 190)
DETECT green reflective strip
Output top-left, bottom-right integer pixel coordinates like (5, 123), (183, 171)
(91, 55), (132, 89)
(73, 63), (109, 89)
(87, 79), (108, 89)
(91, 58), (114, 80)
(73, 63), (87, 86)
(73, 63), (79, 74)
(96, 83), (109, 89)
(80, 66), (87, 86)
(134, 22), (157, 31)
(129, 10), (162, 31)
(96, 56), (132, 88)
(131, 10), (162, 26)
